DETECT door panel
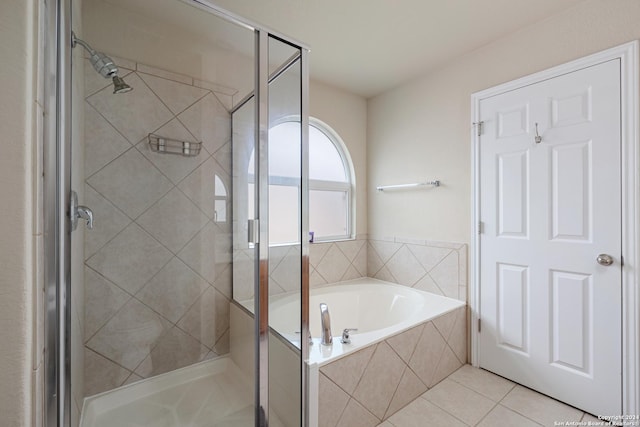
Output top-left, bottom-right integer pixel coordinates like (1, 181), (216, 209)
(479, 59), (622, 415)
(496, 263), (529, 354)
(497, 150), (529, 238)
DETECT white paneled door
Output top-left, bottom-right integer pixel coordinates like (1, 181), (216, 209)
(478, 59), (622, 416)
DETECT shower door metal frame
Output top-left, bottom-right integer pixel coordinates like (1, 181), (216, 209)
(43, 0), (310, 426)
(253, 32), (311, 426)
(43, 0), (73, 426)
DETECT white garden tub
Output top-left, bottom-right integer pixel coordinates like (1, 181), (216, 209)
(265, 277), (465, 365)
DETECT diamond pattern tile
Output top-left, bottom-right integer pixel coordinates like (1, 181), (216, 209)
(320, 345), (375, 395)
(352, 242), (368, 276)
(337, 239), (365, 262)
(137, 188), (209, 253)
(309, 242), (330, 268)
(134, 326), (209, 378)
(83, 60), (241, 397)
(407, 244), (452, 272)
(271, 247), (301, 292)
(178, 221), (229, 286)
(336, 399), (379, 427)
(178, 157), (229, 220)
(385, 367), (428, 419)
(408, 322), (446, 387)
(414, 274), (444, 295)
(353, 342), (406, 419)
(385, 245), (426, 286)
(136, 257), (208, 324)
(367, 242), (384, 276)
(177, 287), (229, 349)
(83, 184), (131, 260)
(212, 141), (232, 174)
(87, 148), (173, 218)
(178, 93), (230, 155)
(430, 251), (459, 299)
(87, 72), (173, 144)
(87, 298), (171, 371)
(431, 344), (463, 386)
(86, 223), (172, 294)
(316, 244), (350, 284)
(386, 324), (423, 364)
(369, 240), (402, 264)
(84, 348), (131, 397)
(84, 102), (131, 177)
(373, 265), (397, 283)
(319, 373), (350, 427)
(139, 73), (209, 115)
(432, 309), (457, 341)
(84, 266), (130, 341)
(449, 308), (467, 363)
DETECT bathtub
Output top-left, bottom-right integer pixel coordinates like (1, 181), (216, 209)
(237, 277), (468, 425)
(266, 277), (465, 365)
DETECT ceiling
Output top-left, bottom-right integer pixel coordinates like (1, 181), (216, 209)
(208, 0), (586, 97)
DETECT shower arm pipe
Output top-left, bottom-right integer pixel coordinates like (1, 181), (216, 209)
(70, 32), (97, 56)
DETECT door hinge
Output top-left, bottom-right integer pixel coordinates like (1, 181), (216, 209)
(621, 255), (624, 267)
(247, 219), (259, 244)
(478, 318), (481, 333)
(473, 121), (484, 137)
(478, 221), (484, 234)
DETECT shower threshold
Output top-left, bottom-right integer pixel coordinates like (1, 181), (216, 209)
(80, 356), (280, 427)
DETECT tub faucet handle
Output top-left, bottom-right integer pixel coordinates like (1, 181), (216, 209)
(341, 328), (358, 344)
(320, 303), (332, 345)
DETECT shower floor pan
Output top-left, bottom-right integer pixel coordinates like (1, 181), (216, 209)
(80, 356), (282, 427)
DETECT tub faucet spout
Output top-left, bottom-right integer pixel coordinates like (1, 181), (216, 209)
(320, 303), (332, 345)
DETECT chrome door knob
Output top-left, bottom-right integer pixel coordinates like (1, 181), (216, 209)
(596, 254), (614, 266)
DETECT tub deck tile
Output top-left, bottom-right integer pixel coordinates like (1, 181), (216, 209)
(353, 342), (406, 420)
(320, 345), (376, 395)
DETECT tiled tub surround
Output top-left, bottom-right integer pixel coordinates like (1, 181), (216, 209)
(310, 238), (369, 287)
(317, 305), (467, 427)
(367, 237), (468, 302)
(308, 236), (467, 303)
(82, 57), (236, 396)
(232, 237), (369, 302)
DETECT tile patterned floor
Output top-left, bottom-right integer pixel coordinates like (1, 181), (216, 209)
(379, 364), (603, 427)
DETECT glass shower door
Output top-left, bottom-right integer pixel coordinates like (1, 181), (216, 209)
(232, 33), (309, 426)
(267, 36), (304, 427)
(46, 0), (309, 425)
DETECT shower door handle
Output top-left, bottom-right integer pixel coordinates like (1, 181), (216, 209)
(70, 190), (94, 231)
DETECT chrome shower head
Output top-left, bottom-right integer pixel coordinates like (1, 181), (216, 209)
(71, 32), (133, 94)
(88, 51), (119, 79)
(112, 75), (133, 94)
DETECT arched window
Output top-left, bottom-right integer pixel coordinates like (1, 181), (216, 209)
(247, 118), (354, 244)
(307, 119), (354, 242)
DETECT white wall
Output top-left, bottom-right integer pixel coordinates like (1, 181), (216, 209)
(0, 0), (39, 425)
(310, 80), (368, 236)
(367, 0), (640, 244)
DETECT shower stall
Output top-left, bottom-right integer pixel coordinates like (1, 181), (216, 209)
(44, 0), (309, 426)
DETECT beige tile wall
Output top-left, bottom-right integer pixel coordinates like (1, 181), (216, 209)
(233, 238), (369, 302)
(310, 238), (368, 287)
(318, 305), (466, 427)
(83, 58), (235, 396)
(368, 236), (468, 302)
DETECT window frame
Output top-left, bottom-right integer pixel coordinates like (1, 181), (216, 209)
(307, 117), (355, 242)
(247, 117), (356, 244)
